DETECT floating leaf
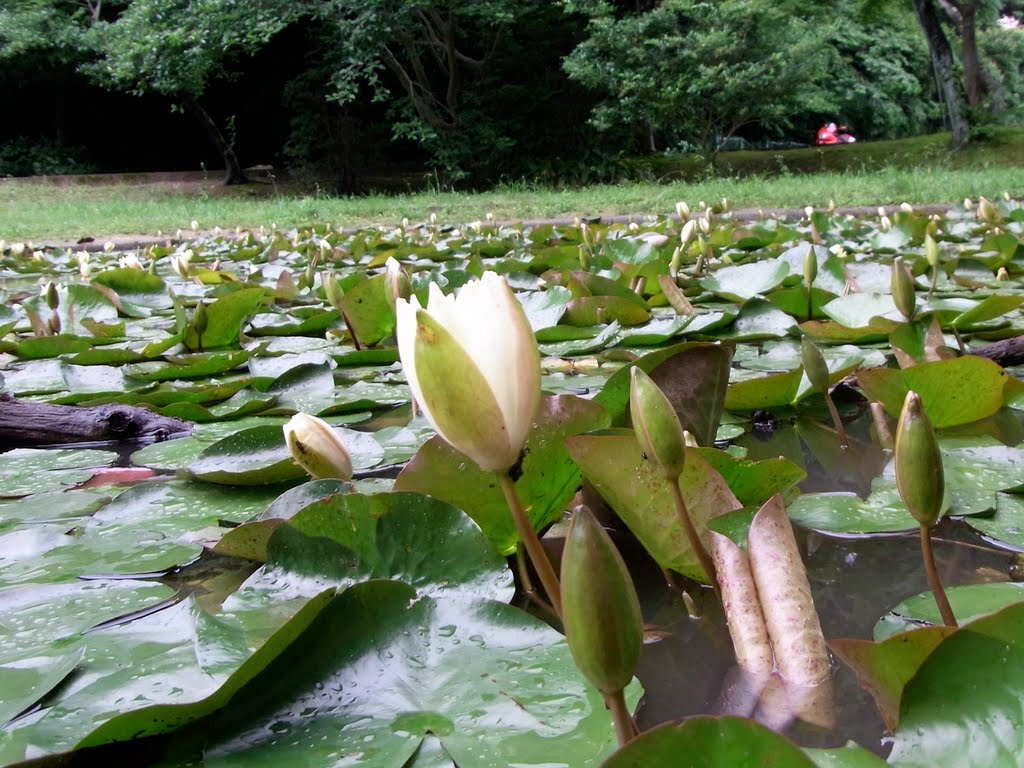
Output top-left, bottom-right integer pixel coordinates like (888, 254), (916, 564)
(600, 716), (815, 768)
(395, 394), (609, 554)
(857, 356), (1008, 428)
(567, 432), (740, 578)
(71, 582), (635, 768)
(887, 602), (1024, 767)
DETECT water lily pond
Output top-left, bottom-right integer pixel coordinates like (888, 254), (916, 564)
(2, 198), (1024, 766)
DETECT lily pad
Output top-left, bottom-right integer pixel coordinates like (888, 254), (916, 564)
(600, 715), (815, 767)
(70, 581), (637, 768)
(567, 432), (741, 579)
(887, 601), (1024, 767)
(395, 394), (609, 554)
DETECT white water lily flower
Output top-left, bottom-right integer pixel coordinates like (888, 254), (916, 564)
(283, 413), (353, 481)
(396, 271), (541, 472)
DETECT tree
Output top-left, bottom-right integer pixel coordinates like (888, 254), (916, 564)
(563, 0), (834, 163)
(313, 0), (570, 180)
(912, 0), (971, 146)
(0, 1), (114, 147)
(84, 0), (300, 183)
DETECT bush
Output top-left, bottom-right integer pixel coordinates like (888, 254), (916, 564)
(0, 136), (95, 177)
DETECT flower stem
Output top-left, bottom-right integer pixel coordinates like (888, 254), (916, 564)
(668, 480), (718, 592)
(602, 689), (636, 747)
(823, 390), (849, 448)
(498, 472), (563, 619)
(920, 523), (958, 628)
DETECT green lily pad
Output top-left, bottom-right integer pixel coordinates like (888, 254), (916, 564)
(395, 394), (610, 554)
(600, 715), (815, 767)
(695, 448), (806, 507)
(0, 480), (278, 585)
(71, 582), (637, 768)
(183, 288), (269, 351)
(564, 295), (651, 326)
(186, 424), (383, 486)
(857, 356), (1008, 428)
(701, 259), (790, 302)
(0, 448), (117, 498)
(0, 644), (85, 726)
(887, 601), (1024, 767)
(875, 582), (1024, 640)
(567, 432), (740, 579)
(263, 491), (513, 601)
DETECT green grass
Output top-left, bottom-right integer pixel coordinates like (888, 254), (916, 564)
(2, 129), (1022, 242)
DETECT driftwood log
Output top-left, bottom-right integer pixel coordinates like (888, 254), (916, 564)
(970, 336), (1024, 368)
(0, 393), (192, 448)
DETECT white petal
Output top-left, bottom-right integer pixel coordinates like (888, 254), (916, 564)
(396, 294), (431, 428)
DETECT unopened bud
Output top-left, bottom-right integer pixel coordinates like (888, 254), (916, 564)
(894, 391), (945, 526)
(801, 337), (830, 394)
(630, 367), (686, 479)
(891, 257), (916, 320)
(283, 413), (353, 481)
(561, 505), (643, 695)
(803, 244), (817, 286)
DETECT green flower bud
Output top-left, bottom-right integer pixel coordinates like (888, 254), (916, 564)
(191, 301), (208, 336)
(283, 413), (353, 481)
(323, 273), (345, 312)
(629, 366), (687, 479)
(891, 257), (916, 320)
(894, 391), (945, 526)
(924, 233), (939, 269)
(803, 244), (817, 287)
(801, 337), (830, 394)
(561, 505), (643, 695)
(45, 281), (59, 310)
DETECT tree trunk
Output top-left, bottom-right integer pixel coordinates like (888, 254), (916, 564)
(957, 2), (985, 107)
(914, 0), (970, 148)
(182, 95), (249, 185)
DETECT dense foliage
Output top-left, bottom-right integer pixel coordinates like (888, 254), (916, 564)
(0, 0), (1021, 184)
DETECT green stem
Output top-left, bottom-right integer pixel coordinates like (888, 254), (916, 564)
(823, 390), (849, 448)
(920, 523), (958, 628)
(602, 689), (636, 747)
(668, 480), (719, 592)
(515, 544), (557, 620)
(498, 472), (562, 619)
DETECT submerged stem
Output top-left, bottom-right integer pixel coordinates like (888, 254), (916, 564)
(920, 523), (958, 628)
(823, 391), (849, 448)
(668, 480), (719, 592)
(602, 689), (636, 747)
(498, 472), (563, 618)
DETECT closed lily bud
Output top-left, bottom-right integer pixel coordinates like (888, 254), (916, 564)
(978, 196), (997, 223)
(395, 272), (541, 473)
(803, 244), (817, 286)
(191, 301), (208, 336)
(384, 257), (412, 308)
(323, 273), (345, 312)
(283, 413), (353, 481)
(680, 219), (696, 245)
(997, 267), (1010, 282)
(45, 281), (60, 310)
(924, 233), (939, 268)
(561, 505), (643, 695)
(629, 366), (686, 480)
(801, 337), (830, 394)
(891, 257), (916, 320)
(895, 391), (945, 526)
(675, 201), (690, 220)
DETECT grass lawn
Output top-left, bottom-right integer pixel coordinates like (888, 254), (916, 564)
(1, 128), (1022, 242)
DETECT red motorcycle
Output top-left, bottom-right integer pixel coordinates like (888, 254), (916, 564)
(816, 123), (856, 145)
